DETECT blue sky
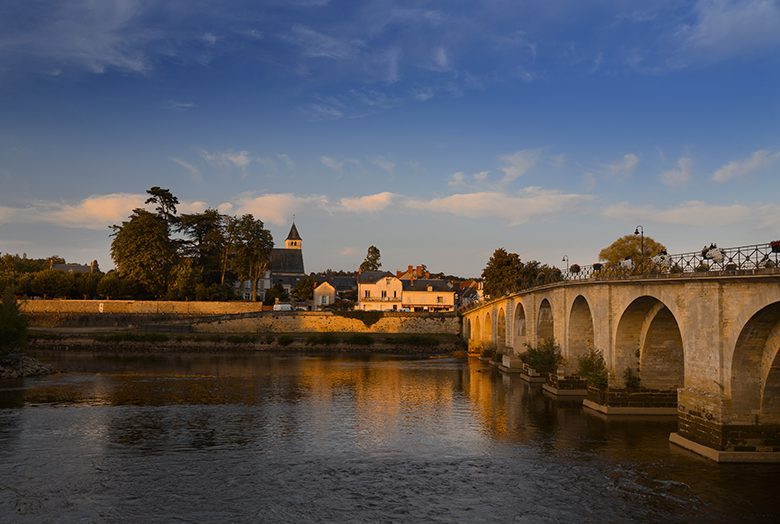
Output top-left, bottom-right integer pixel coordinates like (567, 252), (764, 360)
(1, 0), (779, 277)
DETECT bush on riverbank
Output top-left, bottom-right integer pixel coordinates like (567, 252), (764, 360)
(334, 310), (383, 327)
(0, 289), (27, 355)
(520, 339), (562, 375)
(576, 348), (608, 390)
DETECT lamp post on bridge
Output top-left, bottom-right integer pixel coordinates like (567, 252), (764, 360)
(562, 255), (569, 273)
(634, 225), (644, 272)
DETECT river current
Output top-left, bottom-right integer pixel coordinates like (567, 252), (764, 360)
(1, 352), (777, 523)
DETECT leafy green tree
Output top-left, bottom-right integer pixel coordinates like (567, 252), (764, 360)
(481, 248), (524, 298)
(31, 270), (74, 298)
(144, 186), (180, 228)
(598, 234), (666, 269)
(110, 209), (178, 297)
(0, 289), (27, 355)
(178, 208), (227, 286)
(263, 283), (289, 306)
(167, 259), (203, 300)
(291, 275), (316, 302)
(359, 245), (382, 272)
(76, 272), (103, 299)
(228, 215), (273, 301)
(577, 348), (608, 389)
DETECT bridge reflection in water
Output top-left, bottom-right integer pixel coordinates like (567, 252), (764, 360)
(463, 265), (780, 461)
(2, 352), (779, 522)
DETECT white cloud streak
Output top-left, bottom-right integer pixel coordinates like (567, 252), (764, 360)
(712, 149), (780, 182)
(499, 149), (542, 184)
(339, 192), (396, 213)
(660, 156), (692, 188)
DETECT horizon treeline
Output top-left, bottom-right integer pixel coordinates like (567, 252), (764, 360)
(1, 187), (278, 302)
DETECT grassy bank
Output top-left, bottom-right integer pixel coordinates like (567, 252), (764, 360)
(28, 329), (464, 354)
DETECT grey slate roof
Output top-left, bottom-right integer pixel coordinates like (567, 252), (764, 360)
(271, 248), (305, 274)
(315, 275), (357, 291)
(286, 223), (302, 241)
(357, 271), (394, 284)
(401, 279), (452, 292)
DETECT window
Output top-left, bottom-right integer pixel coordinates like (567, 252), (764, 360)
(437, 296), (443, 304)
(393, 291), (397, 298)
(321, 296), (327, 304)
(364, 290), (370, 298)
(381, 290), (387, 298)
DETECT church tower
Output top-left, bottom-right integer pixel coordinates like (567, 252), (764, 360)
(285, 222), (302, 250)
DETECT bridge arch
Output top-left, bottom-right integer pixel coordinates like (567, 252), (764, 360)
(483, 311), (493, 344)
(513, 301), (527, 353)
(497, 307), (507, 348)
(472, 316), (481, 342)
(567, 295), (594, 362)
(731, 301), (780, 424)
(537, 298), (554, 345)
(614, 296), (684, 390)
(464, 318), (471, 340)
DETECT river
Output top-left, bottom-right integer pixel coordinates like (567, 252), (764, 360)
(0, 352), (777, 523)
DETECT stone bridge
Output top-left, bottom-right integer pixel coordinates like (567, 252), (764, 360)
(461, 271), (780, 461)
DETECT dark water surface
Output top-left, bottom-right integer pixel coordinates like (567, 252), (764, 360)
(1, 352), (778, 523)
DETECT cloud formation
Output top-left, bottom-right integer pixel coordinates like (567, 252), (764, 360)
(603, 200), (758, 227)
(660, 156), (692, 188)
(499, 149), (542, 184)
(712, 149), (780, 182)
(235, 193), (330, 226)
(339, 192), (396, 213)
(607, 153), (639, 178)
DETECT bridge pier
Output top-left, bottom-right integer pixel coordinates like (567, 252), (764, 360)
(463, 272), (780, 462)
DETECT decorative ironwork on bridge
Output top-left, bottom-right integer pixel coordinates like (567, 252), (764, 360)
(562, 241), (779, 281)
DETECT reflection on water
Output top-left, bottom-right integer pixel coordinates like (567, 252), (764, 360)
(0, 351), (777, 523)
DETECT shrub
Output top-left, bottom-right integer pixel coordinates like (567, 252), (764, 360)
(95, 333), (169, 343)
(576, 348), (608, 390)
(264, 333), (275, 344)
(226, 334), (257, 344)
(277, 334), (294, 346)
(520, 339), (562, 375)
(306, 333), (339, 345)
(480, 342), (496, 358)
(695, 262), (710, 273)
(334, 310), (383, 327)
(344, 333), (373, 345)
(623, 367), (642, 390)
(0, 289), (27, 355)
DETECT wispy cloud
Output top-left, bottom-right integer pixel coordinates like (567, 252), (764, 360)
(283, 25), (361, 60)
(172, 157), (202, 183)
(712, 149), (780, 182)
(370, 156), (395, 174)
(320, 156), (345, 174)
(339, 192), (396, 213)
(607, 153), (639, 178)
(499, 149), (542, 184)
(660, 156), (692, 188)
(676, 0), (780, 62)
(200, 149), (252, 171)
(163, 100), (196, 111)
(406, 187), (592, 226)
(603, 200), (762, 227)
(234, 193), (329, 226)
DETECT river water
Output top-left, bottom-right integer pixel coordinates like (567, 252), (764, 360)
(0, 352), (777, 523)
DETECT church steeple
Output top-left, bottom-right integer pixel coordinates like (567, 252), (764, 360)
(285, 222), (302, 250)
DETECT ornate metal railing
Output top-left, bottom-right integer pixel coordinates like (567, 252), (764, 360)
(562, 241), (779, 281)
(461, 241), (780, 312)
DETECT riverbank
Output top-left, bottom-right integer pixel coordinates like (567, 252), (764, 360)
(0, 354), (53, 378)
(28, 330), (464, 355)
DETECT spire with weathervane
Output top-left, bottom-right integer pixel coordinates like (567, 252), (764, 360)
(285, 219), (302, 250)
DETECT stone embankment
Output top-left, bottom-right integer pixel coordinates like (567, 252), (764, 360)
(0, 354), (53, 379)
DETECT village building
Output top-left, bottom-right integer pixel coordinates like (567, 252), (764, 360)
(357, 268), (456, 312)
(313, 274), (358, 309)
(238, 222), (306, 301)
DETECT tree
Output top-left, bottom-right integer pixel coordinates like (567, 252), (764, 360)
(359, 245), (382, 272)
(228, 215), (273, 301)
(598, 234), (666, 268)
(110, 209), (178, 297)
(481, 248), (524, 298)
(144, 186), (179, 228)
(291, 275), (316, 302)
(178, 209), (227, 286)
(0, 288), (27, 355)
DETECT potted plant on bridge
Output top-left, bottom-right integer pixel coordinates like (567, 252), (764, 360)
(569, 264), (581, 274)
(771, 240), (780, 253)
(592, 263), (603, 271)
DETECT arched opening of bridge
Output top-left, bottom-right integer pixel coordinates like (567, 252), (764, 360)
(731, 301), (780, 424)
(567, 295), (594, 362)
(472, 316), (481, 343)
(464, 318), (471, 340)
(513, 302), (527, 353)
(537, 299), (554, 345)
(483, 311), (493, 344)
(497, 308), (506, 349)
(614, 296), (683, 390)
